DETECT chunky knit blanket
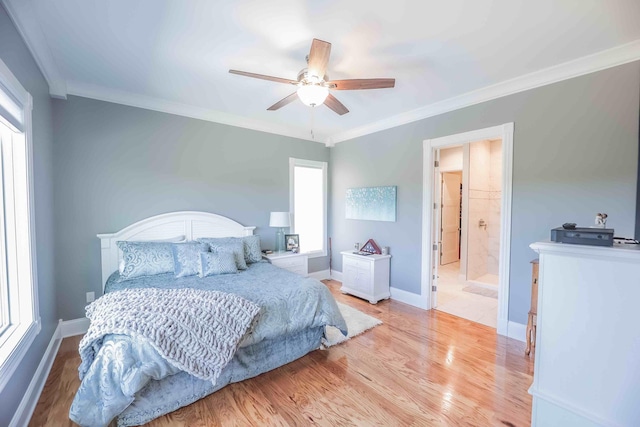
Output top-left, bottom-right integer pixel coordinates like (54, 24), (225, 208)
(79, 288), (261, 384)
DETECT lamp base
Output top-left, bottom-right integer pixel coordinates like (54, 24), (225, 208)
(275, 228), (285, 252)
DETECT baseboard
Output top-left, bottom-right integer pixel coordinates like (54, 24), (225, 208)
(308, 269), (331, 281)
(60, 317), (90, 337)
(330, 270), (343, 282)
(9, 321), (62, 427)
(506, 320), (527, 342)
(389, 287), (429, 309)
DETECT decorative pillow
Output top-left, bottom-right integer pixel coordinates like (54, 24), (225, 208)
(118, 236), (186, 274)
(117, 241), (174, 280)
(243, 235), (262, 263)
(171, 242), (210, 278)
(199, 251), (238, 277)
(197, 238), (247, 270)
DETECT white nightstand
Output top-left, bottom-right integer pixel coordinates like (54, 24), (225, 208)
(265, 251), (309, 276)
(340, 251), (391, 304)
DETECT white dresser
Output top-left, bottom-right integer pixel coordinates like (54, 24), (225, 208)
(265, 251), (308, 276)
(529, 241), (640, 427)
(340, 251), (391, 304)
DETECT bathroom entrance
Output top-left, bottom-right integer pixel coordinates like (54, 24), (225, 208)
(434, 139), (502, 328)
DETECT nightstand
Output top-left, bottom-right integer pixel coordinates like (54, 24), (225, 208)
(340, 251), (391, 304)
(265, 251), (309, 276)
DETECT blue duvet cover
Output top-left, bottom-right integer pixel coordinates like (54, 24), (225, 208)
(70, 261), (347, 426)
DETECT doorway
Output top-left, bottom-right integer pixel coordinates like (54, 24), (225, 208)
(421, 123), (513, 336)
(434, 141), (502, 328)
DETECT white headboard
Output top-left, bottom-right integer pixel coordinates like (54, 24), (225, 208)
(97, 211), (256, 290)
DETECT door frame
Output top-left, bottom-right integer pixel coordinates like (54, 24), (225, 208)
(421, 123), (514, 336)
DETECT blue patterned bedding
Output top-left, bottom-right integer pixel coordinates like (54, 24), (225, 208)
(70, 261), (347, 426)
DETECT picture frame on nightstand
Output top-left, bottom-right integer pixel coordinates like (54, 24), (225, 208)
(285, 234), (299, 252)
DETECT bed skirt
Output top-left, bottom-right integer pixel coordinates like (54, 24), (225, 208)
(117, 326), (325, 426)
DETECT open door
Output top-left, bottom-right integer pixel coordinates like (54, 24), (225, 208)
(431, 150), (441, 308)
(440, 172), (462, 265)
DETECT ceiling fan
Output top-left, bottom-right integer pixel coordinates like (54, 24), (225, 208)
(229, 39), (395, 116)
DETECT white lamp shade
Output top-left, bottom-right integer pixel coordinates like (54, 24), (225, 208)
(269, 212), (291, 228)
(297, 84), (329, 107)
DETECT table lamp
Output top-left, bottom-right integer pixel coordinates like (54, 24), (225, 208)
(269, 212), (291, 252)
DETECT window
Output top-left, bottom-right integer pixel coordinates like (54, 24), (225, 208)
(289, 158), (327, 257)
(0, 58), (39, 393)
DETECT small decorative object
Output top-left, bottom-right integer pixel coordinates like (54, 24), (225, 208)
(269, 212), (291, 252)
(360, 239), (382, 255)
(285, 234), (299, 251)
(346, 186), (397, 222)
(381, 246), (389, 255)
(595, 213), (608, 228)
(354, 242), (360, 251)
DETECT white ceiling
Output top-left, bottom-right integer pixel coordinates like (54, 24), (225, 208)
(4, 0), (640, 144)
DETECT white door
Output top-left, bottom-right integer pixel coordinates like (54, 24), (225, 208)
(432, 151), (441, 308)
(440, 172), (462, 265)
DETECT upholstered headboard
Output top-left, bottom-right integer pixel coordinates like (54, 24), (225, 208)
(97, 211), (256, 290)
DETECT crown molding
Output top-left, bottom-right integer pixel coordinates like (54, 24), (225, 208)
(2, 0), (67, 98)
(331, 39), (640, 144)
(66, 81), (325, 143)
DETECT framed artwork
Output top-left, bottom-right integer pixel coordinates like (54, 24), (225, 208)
(285, 234), (299, 252)
(346, 186), (397, 222)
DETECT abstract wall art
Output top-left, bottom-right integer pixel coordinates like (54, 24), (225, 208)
(345, 186), (397, 222)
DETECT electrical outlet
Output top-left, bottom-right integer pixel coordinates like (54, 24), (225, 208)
(86, 292), (95, 303)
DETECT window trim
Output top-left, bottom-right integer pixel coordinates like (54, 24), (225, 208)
(289, 158), (328, 258)
(0, 58), (40, 394)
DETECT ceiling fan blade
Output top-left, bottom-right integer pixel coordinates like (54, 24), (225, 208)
(324, 93), (349, 115)
(307, 39), (331, 80)
(267, 92), (299, 111)
(229, 70), (297, 85)
(327, 78), (396, 90)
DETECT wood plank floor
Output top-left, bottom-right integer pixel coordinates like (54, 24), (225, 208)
(29, 280), (534, 426)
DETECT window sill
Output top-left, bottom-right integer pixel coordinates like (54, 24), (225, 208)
(0, 318), (41, 393)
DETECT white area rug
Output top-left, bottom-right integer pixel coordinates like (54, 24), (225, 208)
(462, 284), (499, 299)
(323, 302), (383, 347)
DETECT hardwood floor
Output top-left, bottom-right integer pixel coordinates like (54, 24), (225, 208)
(29, 280), (533, 426)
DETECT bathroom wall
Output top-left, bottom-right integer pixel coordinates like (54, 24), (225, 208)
(467, 140), (491, 281)
(439, 146), (463, 171)
(487, 140), (502, 276)
(466, 139), (502, 282)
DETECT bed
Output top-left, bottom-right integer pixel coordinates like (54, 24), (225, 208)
(69, 211), (347, 427)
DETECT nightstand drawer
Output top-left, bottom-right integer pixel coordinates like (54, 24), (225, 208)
(271, 256), (305, 269)
(343, 256), (371, 271)
(266, 252), (309, 276)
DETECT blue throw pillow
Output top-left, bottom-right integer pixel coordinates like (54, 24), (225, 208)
(171, 242), (209, 278)
(117, 241), (174, 280)
(197, 237), (247, 270)
(199, 251), (238, 277)
(243, 235), (262, 263)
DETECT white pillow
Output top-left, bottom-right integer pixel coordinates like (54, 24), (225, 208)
(117, 235), (186, 274)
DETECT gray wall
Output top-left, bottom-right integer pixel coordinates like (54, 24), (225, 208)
(330, 61), (640, 325)
(0, 5), (57, 425)
(52, 96), (329, 320)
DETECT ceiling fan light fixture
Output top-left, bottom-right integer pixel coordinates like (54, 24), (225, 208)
(297, 83), (329, 107)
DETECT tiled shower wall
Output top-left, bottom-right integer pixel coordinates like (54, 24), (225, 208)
(467, 139), (502, 281)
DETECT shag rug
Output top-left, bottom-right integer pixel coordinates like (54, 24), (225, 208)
(462, 284), (499, 299)
(324, 302), (382, 347)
